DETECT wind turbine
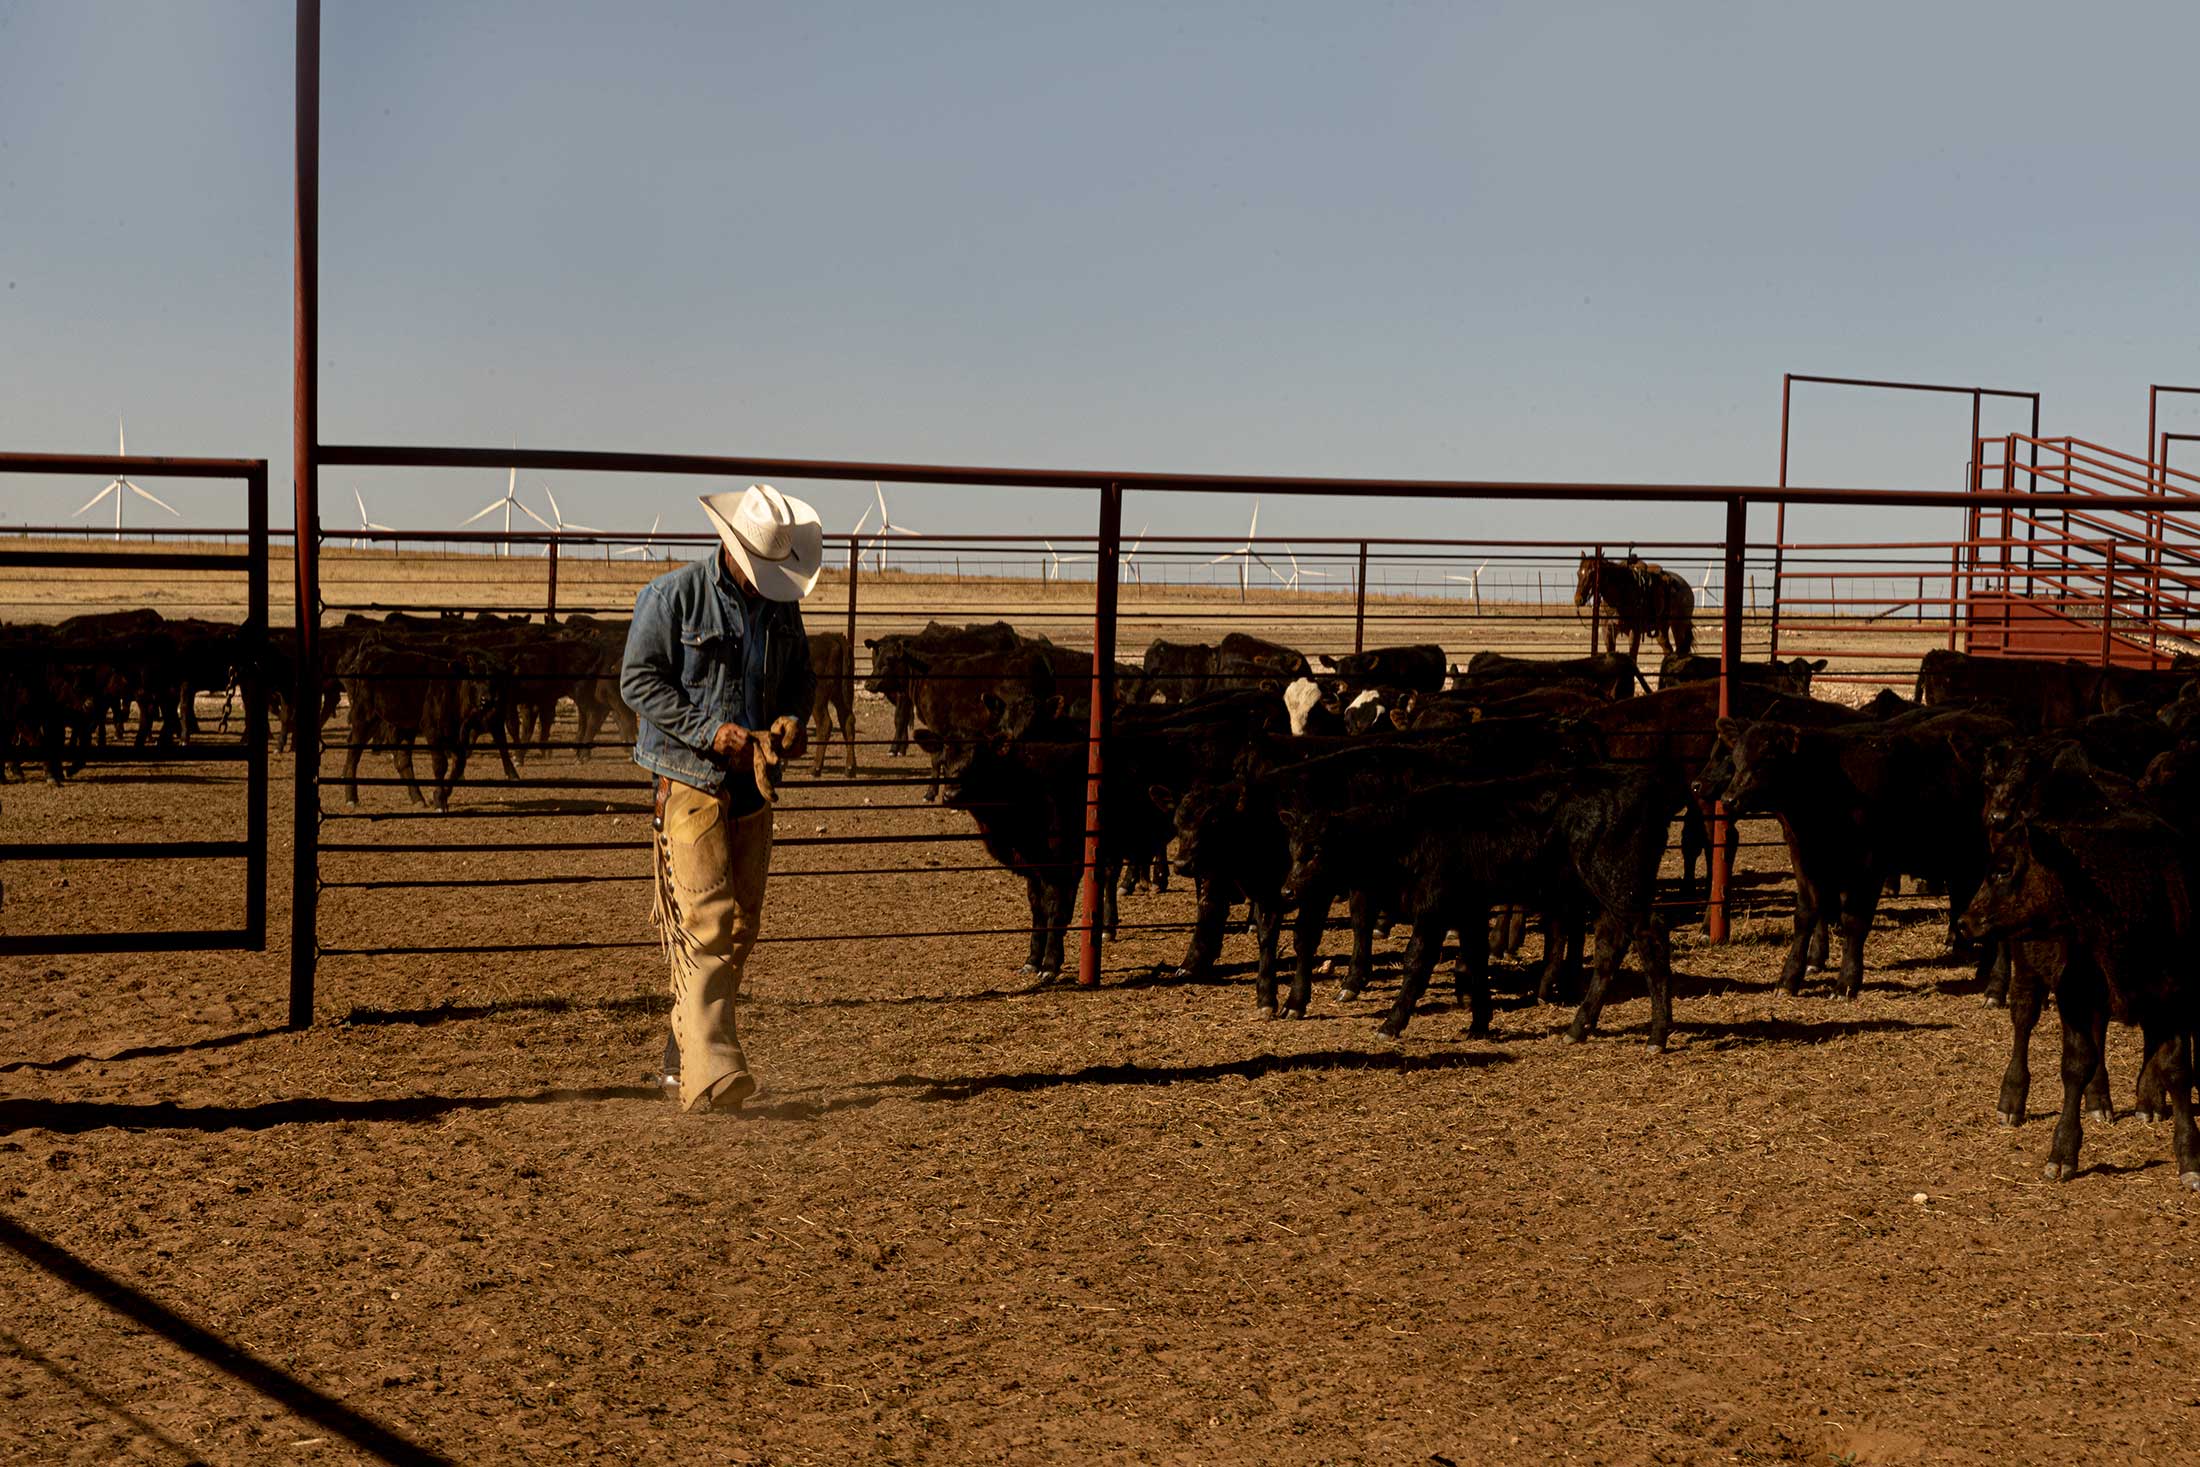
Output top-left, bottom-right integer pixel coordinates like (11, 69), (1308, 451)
(615, 513), (663, 561)
(73, 418), (179, 542)
(1208, 500), (1286, 601)
(1120, 523), (1150, 584)
(1043, 539), (1092, 588)
(1446, 560), (1492, 611)
(1695, 564), (1720, 608)
(855, 482), (920, 571)
(351, 486), (393, 552)
(1279, 543), (1331, 592)
(458, 448), (552, 556)
(540, 484), (599, 558)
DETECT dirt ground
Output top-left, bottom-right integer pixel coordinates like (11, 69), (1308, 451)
(5, 570), (2194, 1465)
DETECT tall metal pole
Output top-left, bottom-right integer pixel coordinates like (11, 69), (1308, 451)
(1768, 374), (1791, 657)
(1076, 483), (1123, 988)
(289, 0), (321, 1029)
(1707, 495), (1746, 944)
(545, 537), (560, 622)
(244, 463), (271, 951)
(843, 532), (860, 672)
(1352, 540), (1368, 654)
(1587, 547), (1603, 653)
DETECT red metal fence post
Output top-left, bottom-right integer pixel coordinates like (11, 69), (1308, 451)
(290, 0), (321, 1030)
(843, 531), (860, 679)
(545, 537), (559, 622)
(1076, 485), (1124, 987)
(1768, 374), (1790, 657)
(1353, 540), (1369, 654)
(1707, 496), (1745, 943)
(245, 463), (271, 950)
(1587, 547), (1603, 653)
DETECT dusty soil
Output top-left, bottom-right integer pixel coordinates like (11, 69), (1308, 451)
(4, 572), (2188, 1465)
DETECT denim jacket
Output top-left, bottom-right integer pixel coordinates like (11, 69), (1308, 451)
(621, 555), (816, 796)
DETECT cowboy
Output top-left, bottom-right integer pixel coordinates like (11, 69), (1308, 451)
(620, 484), (821, 1113)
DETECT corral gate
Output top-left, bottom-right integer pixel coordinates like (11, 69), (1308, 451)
(0, 453), (271, 958)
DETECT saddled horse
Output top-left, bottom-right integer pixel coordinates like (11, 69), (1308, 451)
(1574, 553), (1695, 659)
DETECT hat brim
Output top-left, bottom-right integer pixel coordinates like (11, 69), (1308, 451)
(699, 489), (825, 602)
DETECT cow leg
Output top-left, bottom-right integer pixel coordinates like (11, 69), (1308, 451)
(1565, 911), (1630, 1044)
(1338, 890), (1378, 1001)
(1377, 913), (1448, 1039)
(491, 717), (519, 781)
(841, 697), (858, 775)
(341, 711), (369, 805)
(1778, 873), (1822, 996)
(1982, 941), (2012, 1009)
(811, 706), (829, 776)
(1103, 862), (1120, 941)
(2135, 1024), (2173, 1124)
(1019, 872), (1048, 973)
(1040, 877), (1075, 980)
(1677, 806), (1706, 914)
(1637, 918), (1675, 1051)
(1251, 900), (1285, 1017)
(926, 749), (942, 803)
(1998, 950), (2045, 1126)
(442, 739), (474, 813)
(2046, 981), (2103, 1182)
(394, 738), (426, 808)
(1806, 915), (1831, 973)
(1176, 878), (1228, 978)
(892, 695), (915, 757)
(2078, 1005), (2114, 1124)
(1833, 879), (1880, 1000)
(1452, 913), (1493, 1039)
(1285, 885), (1331, 1019)
(2152, 1030), (2200, 1190)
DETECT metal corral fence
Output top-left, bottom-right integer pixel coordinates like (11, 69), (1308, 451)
(0, 453), (271, 958)
(258, 436), (2200, 1024)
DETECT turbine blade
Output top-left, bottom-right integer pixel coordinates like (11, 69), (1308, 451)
(544, 487), (562, 525)
(459, 501), (503, 527)
(514, 499), (553, 530)
(1248, 500), (1259, 539)
(851, 504), (874, 537)
(354, 488), (370, 526)
(129, 482), (180, 515)
(74, 484), (118, 516)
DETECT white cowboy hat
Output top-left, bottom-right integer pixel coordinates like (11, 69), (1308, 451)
(698, 484), (823, 602)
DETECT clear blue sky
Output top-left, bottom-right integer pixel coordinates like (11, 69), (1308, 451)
(4, 0), (2198, 561)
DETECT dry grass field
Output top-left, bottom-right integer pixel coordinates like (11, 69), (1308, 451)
(5, 549), (2188, 1466)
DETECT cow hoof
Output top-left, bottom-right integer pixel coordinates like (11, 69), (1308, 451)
(1034, 968), (1061, 984)
(1981, 995), (2008, 1010)
(2182, 1172), (2200, 1192)
(1335, 986), (1358, 1004)
(1282, 1006), (1306, 1021)
(1256, 1005), (1277, 1021)
(2138, 1108), (2170, 1124)
(1562, 1029), (1586, 1046)
(1017, 963), (1038, 976)
(1375, 1018), (1407, 1039)
(1997, 1109), (2024, 1128)
(2086, 1108), (2114, 1125)
(2043, 1162), (2077, 1183)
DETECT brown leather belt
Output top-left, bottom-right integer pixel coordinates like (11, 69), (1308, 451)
(652, 775), (672, 832)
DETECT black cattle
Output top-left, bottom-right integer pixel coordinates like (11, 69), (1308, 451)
(1915, 649), (2101, 729)
(805, 630), (859, 776)
(337, 640), (516, 811)
(1139, 639), (1218, 705)
(1311, 644), (1447, 700)
(904, 646), (1056, 800)
(863, 621), (1022, 754)
(1213, 632), (1310, 689)
(1458, 651), (1639, 701)
(921, 714), (1133, 983)
(1705, 709), (2012, 998)
(1279, 766), (1679, 1047)
(1657, 653), (1824, 695)
(1959, 813), (2200, 1189)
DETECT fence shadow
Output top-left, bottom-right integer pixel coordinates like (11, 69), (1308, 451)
(0, 1211), (455, 1466)
(759, 1045), (1515, 1120)
(336, 995), (665, 1027)
(0, 1085), (657, 1137)
(1673, 1015), (1956, 1049)
(0, 1024), (291, 1076)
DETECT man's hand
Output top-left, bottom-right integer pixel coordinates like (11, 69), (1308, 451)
(770, 715), (806, 761)
(711, 722), (750, 759)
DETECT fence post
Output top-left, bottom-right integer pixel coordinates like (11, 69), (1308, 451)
(1077, 482), (1124, 988)
(1768, 374), (1790, 657)
(1707, 497), (1746, 943)
(1353, 540), (1369, 653)
(844, 531), (860, 672)
(289, 0), (321, 1029)
(545, 537), (559, 622)
(245, 463), (270, 951)
(1588, 547), (1604, 653)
